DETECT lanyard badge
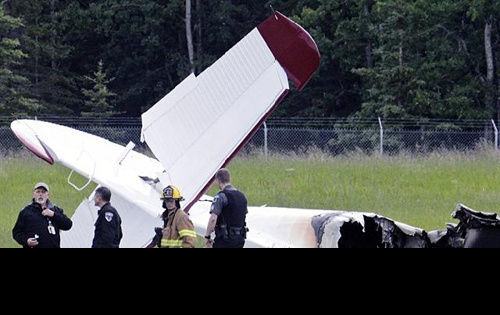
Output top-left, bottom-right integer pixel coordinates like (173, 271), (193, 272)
(47, 220), (56, 235)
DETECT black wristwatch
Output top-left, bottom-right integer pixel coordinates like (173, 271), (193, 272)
(205, 235), (212, 240)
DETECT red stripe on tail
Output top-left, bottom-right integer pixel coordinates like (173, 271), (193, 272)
(257, 12), (320, 91)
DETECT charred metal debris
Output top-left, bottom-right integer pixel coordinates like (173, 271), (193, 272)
(312, 204), (500, 248)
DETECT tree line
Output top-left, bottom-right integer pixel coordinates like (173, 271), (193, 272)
(0, 0), (499, 121)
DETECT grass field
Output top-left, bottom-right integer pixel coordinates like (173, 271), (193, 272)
(2, 149), (500, 248)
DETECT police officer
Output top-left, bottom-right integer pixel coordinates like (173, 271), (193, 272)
(205, 169), (248, 248)
(92, 187), (123, 248)
(12, 182), (73, 248)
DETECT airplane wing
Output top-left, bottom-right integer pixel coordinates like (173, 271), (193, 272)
(141, 12), (320, 211)
(10, 119), (167, 247)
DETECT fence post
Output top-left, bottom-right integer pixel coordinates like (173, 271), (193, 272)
(492, 119), (498, 151)
(263, 121), (268, 158)
(378, 117), (384, 155)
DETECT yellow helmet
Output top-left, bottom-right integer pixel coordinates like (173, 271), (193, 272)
(161, 185), (184, 201)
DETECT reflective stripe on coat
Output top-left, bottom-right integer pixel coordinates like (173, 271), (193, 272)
(161, 208), (197, 248)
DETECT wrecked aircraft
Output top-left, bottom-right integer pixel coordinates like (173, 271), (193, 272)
(9, 10), (500, 248)
(312, 204), (500, 248)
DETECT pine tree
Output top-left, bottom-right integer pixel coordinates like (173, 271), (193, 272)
(0, 4), (40, 116)
(6, 0), (80, 116)
(81, 60), (119, 118)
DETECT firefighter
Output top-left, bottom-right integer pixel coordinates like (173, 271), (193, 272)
(158, 185), (197, 248)
(205, 169), (248, 248)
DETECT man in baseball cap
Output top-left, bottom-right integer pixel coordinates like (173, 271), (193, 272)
(12, 182), (73, 248)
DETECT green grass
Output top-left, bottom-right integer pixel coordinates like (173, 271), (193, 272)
(2, 149), (500, 247)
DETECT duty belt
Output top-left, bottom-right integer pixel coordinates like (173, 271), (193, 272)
(216, 224), (249, 239)
(229, 227), (244, 236)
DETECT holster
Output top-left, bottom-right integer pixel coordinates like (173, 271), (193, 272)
(215, 224), (230, 240)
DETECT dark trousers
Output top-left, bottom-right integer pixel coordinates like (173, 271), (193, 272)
(213, 236), (245, 248)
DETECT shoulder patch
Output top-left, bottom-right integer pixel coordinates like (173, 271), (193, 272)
(105, 212), (114, 222)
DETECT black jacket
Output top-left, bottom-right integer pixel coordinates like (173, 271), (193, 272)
(92, 203), (123, 248)
(12, 200), (73, 248)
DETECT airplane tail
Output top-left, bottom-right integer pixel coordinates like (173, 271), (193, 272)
(142, 12), (321, 212)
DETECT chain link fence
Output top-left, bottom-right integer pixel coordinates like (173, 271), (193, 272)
(1, 116), (499, 157)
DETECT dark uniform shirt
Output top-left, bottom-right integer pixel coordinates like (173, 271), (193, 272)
(12, 200), (73, 248)
(210, 185), (248, 217)
(210, 185), (248, 248)
(92, 203), (123, 248)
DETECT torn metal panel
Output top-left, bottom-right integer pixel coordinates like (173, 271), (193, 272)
(312, 212), (429, 248)
(452, 204), (500, 248)
(453, 204), (500, 229)
(368, 216), (429, 248)
(312, 212), (367, 248)
(428, 224), (464, 248)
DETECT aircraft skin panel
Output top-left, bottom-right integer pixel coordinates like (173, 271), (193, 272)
(141, 73), (198, 140)
(171, 64), (288, 208)
(188, 201), (325, 248)
(60, 198), (96, 248)
(142, 29), (277, 168)
(185, 89), (290, 212)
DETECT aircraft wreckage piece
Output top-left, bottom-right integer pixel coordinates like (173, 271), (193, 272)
(425, 204), (500, 248)
(311, 204), (500, 248)
(141, 12), (320, 212)
(427, 223), (463, 248)
(450, 204), (500, 248)
(312, 212), (429, 248)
